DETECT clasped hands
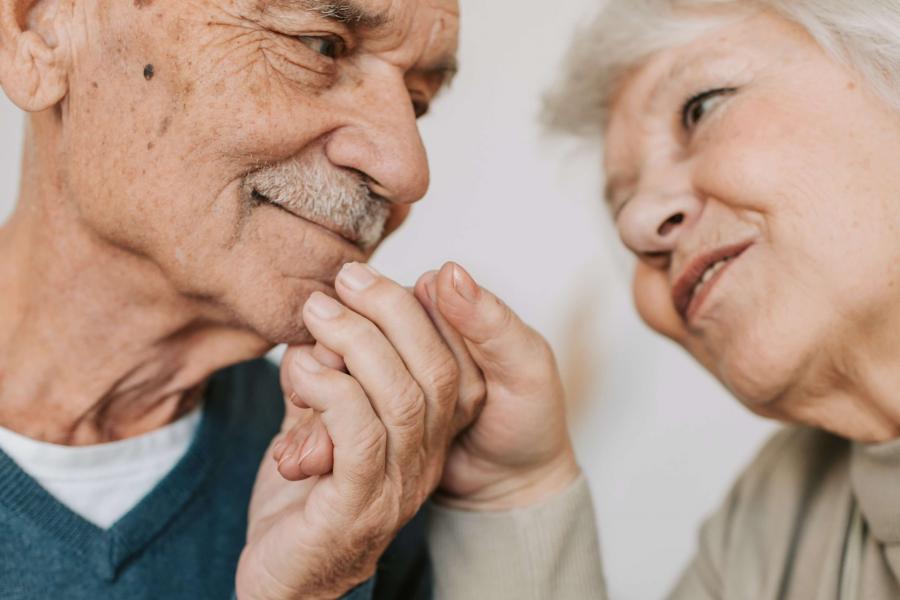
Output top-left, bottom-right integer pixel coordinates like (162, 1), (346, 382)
(236, 262), (580, 600)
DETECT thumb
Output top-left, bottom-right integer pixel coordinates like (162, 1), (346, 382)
(433, 262), (558, 391)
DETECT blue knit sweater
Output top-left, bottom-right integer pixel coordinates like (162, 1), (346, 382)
(0, 359), (431, 599)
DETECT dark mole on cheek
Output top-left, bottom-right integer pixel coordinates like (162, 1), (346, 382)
(143, 64), (155, 80)
(134, 0), (155, 7)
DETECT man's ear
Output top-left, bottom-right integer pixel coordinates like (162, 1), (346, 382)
(0, 0), (69, 112)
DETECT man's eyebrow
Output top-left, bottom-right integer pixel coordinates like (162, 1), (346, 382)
(296, 0), (390, 29)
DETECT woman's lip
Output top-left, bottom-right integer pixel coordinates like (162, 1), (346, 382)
(672, 241), (754, 322)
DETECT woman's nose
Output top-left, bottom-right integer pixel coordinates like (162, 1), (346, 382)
(617, 190), (702, 260)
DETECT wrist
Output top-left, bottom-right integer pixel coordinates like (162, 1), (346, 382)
(435, 451), (581, 512)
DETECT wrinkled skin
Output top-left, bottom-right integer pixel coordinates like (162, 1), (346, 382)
(0, 0), (456, 442)
(57, 0), (457, 343)
(606, 9), (900, 442)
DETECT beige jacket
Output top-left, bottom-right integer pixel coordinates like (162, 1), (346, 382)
(426, 427), (900, 599)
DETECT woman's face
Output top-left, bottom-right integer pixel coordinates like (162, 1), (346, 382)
(605, 10), (900, 433)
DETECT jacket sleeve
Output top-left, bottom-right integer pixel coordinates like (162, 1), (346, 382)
(425, 475), (607, 600)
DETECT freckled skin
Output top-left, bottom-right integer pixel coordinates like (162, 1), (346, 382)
(56, 0), (459, 344)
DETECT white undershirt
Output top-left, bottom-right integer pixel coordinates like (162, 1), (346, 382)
(0, 408), (202, 529)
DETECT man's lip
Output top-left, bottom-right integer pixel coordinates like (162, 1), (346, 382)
(671, 241), (754, 322)
(252, 189), (362, 248)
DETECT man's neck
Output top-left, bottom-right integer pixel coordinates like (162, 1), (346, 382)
(0, 200), (271, 445)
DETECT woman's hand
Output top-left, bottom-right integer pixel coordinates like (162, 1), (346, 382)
(417, 262), (580, 511)
(236, 263), (484, 600)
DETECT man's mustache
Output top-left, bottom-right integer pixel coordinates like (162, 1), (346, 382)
(243, 154), (391, 250)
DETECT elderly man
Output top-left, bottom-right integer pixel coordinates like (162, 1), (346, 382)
(0, 0), (600, 599)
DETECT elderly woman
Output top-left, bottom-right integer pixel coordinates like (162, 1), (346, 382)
(559, 0), (900, 595)
(420, 0), (900, 598)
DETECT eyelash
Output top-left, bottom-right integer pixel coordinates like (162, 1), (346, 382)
(681, 87), (737, 131)
(295, 34), (348, 60)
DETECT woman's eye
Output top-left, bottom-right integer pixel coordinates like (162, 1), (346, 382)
(296, 35), (345, 59)
(681, 87), (736, 131)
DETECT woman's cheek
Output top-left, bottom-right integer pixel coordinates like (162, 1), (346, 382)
(632, 262), (687, 343)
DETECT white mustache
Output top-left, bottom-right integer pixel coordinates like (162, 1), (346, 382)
(243, 154), (390, 250)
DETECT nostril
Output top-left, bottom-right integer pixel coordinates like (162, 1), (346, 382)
(657, 213), (684, 237)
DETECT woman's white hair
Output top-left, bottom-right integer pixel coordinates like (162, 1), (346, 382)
(543, 0), (900, 137)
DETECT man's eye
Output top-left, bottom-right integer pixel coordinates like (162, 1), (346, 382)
(681, 88), (736, 131)
(296, 35), (345, 59)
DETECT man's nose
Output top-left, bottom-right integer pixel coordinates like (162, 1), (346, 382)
(617, 188), (702, 260)
(324, 75), (430, 205)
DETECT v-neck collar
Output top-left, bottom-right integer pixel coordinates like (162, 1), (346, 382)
(0, 370), (232, 581)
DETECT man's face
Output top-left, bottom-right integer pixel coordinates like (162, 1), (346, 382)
(59, 0), (458, 343)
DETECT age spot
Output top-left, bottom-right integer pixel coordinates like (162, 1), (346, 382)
(134, 0), (155, 7)
(158, 115), (172, 136)
(143, 64), (155, 80)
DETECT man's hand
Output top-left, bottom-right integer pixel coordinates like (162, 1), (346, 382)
(416, 262), (580, 511)
(236, 263), (484, 600)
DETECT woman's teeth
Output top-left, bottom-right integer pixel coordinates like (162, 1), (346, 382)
(691, 257), (731, 300)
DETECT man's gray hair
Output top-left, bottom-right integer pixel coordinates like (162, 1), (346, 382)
(543, 0), (900, 138)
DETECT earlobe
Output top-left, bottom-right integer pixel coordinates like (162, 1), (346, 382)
(0, 0), (69, 112)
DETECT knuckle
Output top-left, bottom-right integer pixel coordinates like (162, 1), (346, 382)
(421, 354), (460, 403)
(385, 380), (427, 428)
(354, 422), (388, 463)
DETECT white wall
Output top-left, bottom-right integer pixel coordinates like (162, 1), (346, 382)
(0, 1), (775, 597)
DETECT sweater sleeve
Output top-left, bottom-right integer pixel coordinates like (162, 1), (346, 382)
(425, 475), (606, 600)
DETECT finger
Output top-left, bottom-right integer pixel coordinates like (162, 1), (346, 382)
(414, 271), (486, 434)
(281, 345), (316, 411)
(286, 347), (387, 501)
(332, 263), (459, 455)
(276, 415), (334, 481)
(302, 292), (427, 468)
(313, 342), (345, 371)
(433, 262), (558, 393)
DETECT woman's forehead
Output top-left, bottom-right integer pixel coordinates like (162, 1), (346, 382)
(606, 11), (810, 137)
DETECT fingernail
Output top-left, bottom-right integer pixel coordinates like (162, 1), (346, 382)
(296, 351), (324, 374)
(298, 428), (319, 466)
(272, 439), (286, 458)
(278, 442), (300, 469)
(306, 292), (343, 320)
(452, 264), (480, 303)
(339, 262), (379, 291)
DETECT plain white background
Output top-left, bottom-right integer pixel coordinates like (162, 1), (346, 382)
(0, 1), (776, 597)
